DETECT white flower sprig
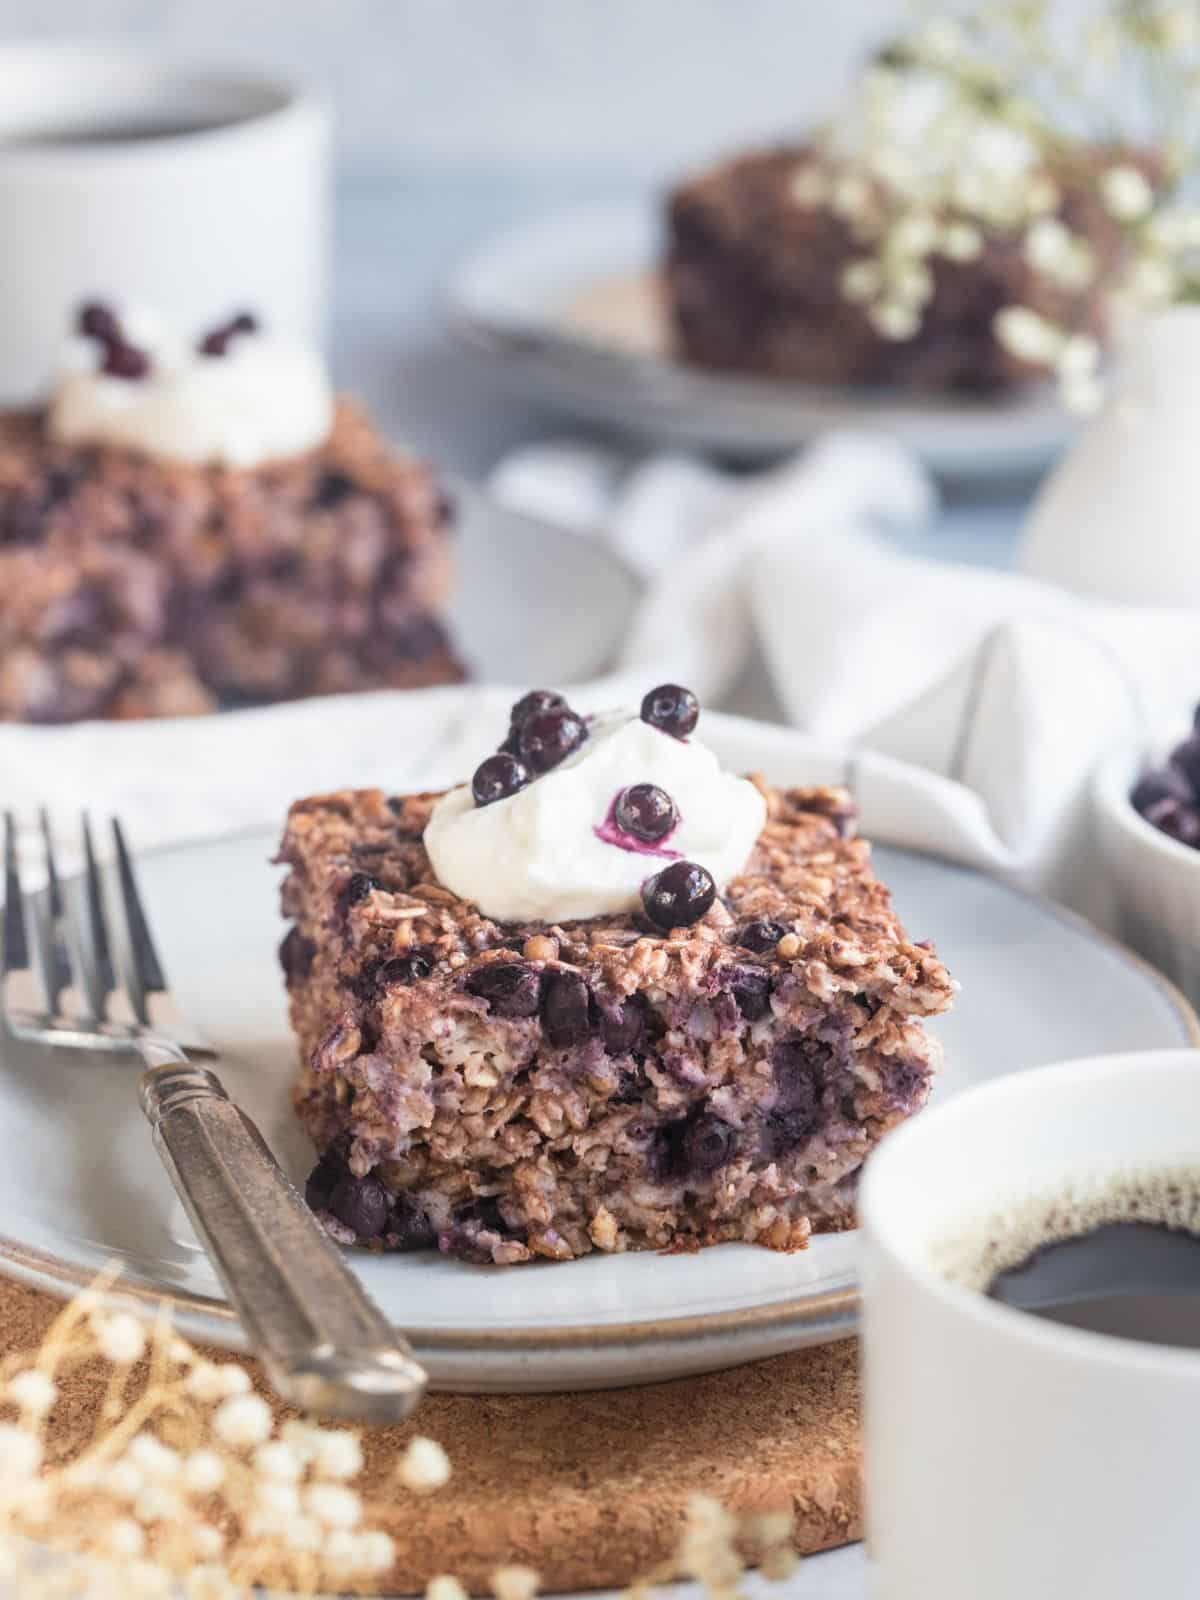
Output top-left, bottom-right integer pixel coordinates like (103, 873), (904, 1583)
(794, 0), (1200, 409)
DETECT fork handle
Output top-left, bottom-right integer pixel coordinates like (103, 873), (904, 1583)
(138, 1050), (427, 1422)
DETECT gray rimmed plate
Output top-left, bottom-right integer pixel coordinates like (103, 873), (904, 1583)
(447, 202), (1076, 479)
(0, 722), (1192, 1392)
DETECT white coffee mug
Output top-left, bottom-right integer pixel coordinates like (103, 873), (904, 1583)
(0, 44), (330, 400)
(860, 1049), (1200, 1600)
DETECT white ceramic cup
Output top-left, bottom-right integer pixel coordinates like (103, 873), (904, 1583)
(0, 44), (330, 401)
(860, 1049), (1200, 1600)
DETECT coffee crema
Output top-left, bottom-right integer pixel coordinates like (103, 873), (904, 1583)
(937, 1169), (1200, 1350)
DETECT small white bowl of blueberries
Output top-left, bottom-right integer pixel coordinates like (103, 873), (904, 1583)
(1093, 716), (1200, 1005)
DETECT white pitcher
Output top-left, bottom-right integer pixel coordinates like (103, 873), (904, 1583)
(1021, 306), (1200, 605)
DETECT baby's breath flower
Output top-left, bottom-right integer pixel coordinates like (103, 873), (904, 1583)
(305, 1481), (362, 1529)
(492, 1562), (541, 1600)
(181, 1448), (226, 1496)
(279, 1418), (323, 1461)
(831, 172), (873, 221)
(102, 1518), (146, 1559)
(1056, 333), (1101, 382)
(190, 1524), (225, 1560)
(940, 220), (983, 261)
(312, 1428), (364, 1481)
(6, 1370), (56, 1418)
(1024, 217), (1073, 275)
(254, 1439), (304, 1482)
(91, 1311), (146, 1366)
(134, 1484), (183, 1524)
(282, 1514), (323, 1553)
(994, 305), (1062, 365)
(917, 15), (966, 62)
(428, 1577), (470, 1600)
(840, 259), (883, 302)
(0, 1422), (41, 1482)
(184, 1564), (239, 1600)
(870, 300), (921, 341)
(212, 1392), (272, 1448)
(888, 212), (938, 259)
(127, 1433), (181, 1481)
(355, 1529), (397, 1575)
(185, 1361), (251, 1404)
(789, 164), (828, 208)
(1024, 174), (1061, 216)
(398, 1435), (452, 1493)
(891, 262), (935, 307)
(1101, 164), (1155, 223)
(254, 1478), (302, 1523)
(1127, 253), (1177, 304)
(100, 1458), (144, 1500)
(1062, 374), (1106, 415)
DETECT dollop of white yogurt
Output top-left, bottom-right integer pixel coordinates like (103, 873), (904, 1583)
(424, 713), (767, 923)
(47, 308), (334, 467)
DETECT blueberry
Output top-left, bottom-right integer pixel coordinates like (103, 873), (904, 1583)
(1171, 734), (1200, 796)
(379, 952), (432, 986)
(614, 783), (678, 842)
(510, 689), (565, 728)
(680, 1112), (737, 1174)
(602, 996), (646, 1055)
(343, 871), (376, 907)
(1146, 795), (1200, 849)
(304, 1148), (346, 1211)
(763, 1107), (820, 1158)
(542, 971), (595, 1046)
(198, 311), (259, 357)
(472, 752), (531, 807)
(641, 860), (716, 929)
(724, 964), (772, 1020)
(78, 302), (121, 342)
(278, 927), (316, 982)
(329, 1174), (390, 1240)
(641, 683), (699, 739)
(1132, 768), (1190, 813)
(465, 961), (542, 1017)
(101, 341), (150, 380)
(737, 918), (787, 954)
(772, 1038), (823, 1117)
(313, 470), (359, 509)
(387, 1198), (436, 1252)
(518, 708), (587, 774)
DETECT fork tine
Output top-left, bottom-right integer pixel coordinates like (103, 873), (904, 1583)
(4, 812), (59, 1022)
(2, 813), (30, 979)
(111, 818), (167, 997)
(37, 809), (80, 1014)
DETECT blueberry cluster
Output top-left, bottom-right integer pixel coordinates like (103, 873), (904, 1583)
(305, 1137), (434, 1249)
(1132, 717), (1200, 849)
(471, 688), (588, 806)
(465, 959), (647, 1052)
(197, 310), (259, 357)
(77, 301), (150, 380)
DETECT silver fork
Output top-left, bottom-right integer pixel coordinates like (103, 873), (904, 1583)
(1, 812), (427, 1422)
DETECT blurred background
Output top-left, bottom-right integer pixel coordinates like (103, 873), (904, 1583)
(2, 0), (897, 474)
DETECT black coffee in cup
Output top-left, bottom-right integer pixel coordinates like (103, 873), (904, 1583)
(987, 1220), (1200, 1348)
(939, 1171), (1200, 1350)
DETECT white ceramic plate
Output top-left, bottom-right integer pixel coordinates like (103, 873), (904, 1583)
(0, 730), (1192, 1393)
(448, 203), (1076, 479)
(447, 481), (638, 684)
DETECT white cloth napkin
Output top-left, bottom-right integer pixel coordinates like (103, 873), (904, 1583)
(491, 432), (1200, 925)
